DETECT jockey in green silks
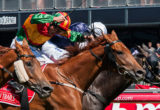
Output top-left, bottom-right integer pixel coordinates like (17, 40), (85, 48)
(10, 11), (86, 65)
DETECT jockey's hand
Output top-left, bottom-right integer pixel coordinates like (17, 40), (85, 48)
(53, 15), (66, 23)
(84, 34), (95, 41)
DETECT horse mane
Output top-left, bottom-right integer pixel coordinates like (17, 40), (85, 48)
(65, 36), (106, 57)
(0, 46), (13, 56)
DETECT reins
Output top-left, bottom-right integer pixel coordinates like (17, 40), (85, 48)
(49, 39), (137, 106)
(89, 49), (103, 61)
(49, 39), (125, 105)
(0, 64), (14, 77)
(87, 39), (143, 105)
(86, 39), (122, 106)
(49, 67), (85, 94)
(105, 40), (141, 82)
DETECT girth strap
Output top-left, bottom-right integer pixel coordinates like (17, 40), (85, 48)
(50, 81), (84, 94)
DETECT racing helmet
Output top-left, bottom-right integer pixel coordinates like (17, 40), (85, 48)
(89, 22), (107, 37)
(70, 22), (90, 34)
(54, 12), (71, 31)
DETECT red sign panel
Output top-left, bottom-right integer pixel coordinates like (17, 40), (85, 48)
(105, 103), (160, 110)
(105, 84), (160, 110)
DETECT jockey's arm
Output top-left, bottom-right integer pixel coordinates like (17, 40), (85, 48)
(67, 30), (84, 42)
(30, 13), (65, 24)
(66, 30), (94, 42)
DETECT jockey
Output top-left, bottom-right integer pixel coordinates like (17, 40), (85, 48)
(10, 12), (87, 65)
(41, 22), (107, 61)
(70, 22), (108, 49)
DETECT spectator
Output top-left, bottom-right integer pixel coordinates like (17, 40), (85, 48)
(156, 42), (160, 58)
(31, 0), (45, 9)
(66, 0), (71, 9)
(37, 0), (45, 9)
(148, 41), (155, 52)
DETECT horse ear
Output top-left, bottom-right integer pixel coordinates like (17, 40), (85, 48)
(15, 40), (23, 52)
(111, 30), (118, 40)
(104, 34), (112, 43)
(22, 39), (30, 49)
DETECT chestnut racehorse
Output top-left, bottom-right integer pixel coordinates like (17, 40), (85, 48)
(82, 44), (160, 110)
(0, 30), (145, 110)
(0, 39), (53, 98)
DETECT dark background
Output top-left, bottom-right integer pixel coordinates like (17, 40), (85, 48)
(0, 7), (160, 48)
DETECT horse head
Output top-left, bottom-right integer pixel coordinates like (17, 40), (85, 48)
(103, 30), (146, 82)
(135, 44), (160, 85)
(14, 39), (53, 98)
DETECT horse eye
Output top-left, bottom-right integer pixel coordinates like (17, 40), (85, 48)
(25, 61), (32, 67)
(116, 51), (123, 55)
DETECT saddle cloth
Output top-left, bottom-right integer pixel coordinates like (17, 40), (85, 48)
(0, 80), (35, 107)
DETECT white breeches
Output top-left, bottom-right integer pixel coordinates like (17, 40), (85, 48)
(10, 37), (69, 66)
(41, 41), (69, 61)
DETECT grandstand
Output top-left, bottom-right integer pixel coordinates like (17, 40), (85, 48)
(0, 0), (160, 47)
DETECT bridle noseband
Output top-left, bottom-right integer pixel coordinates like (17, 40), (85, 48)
(105, 40), (133, 78)
(16, 49), (35, 60)
(90, 39), (141, 82)
(0, 49), (35, 80)
(17, 54), (35, 59)
(89, 40), (124, 73)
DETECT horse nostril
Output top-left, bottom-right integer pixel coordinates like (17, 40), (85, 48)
(136, 70), (145, 75)
(42, 86), (53, 93)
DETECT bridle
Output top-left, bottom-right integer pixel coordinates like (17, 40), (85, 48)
(17, 54), (35, 59)
(86, 39), (123, 105)
(90, 39), (140, 81)
(86, 39), (145, 106)
(0, 49), (35, 81)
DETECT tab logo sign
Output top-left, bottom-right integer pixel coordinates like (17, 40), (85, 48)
(0, 16), (16, 25)
(105, 103), (160, 110)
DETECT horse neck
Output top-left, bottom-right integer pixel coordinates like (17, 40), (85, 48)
(0, 50), (17, 85)
(94, 71), (132, 106)
(61, 45), (105, 91)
